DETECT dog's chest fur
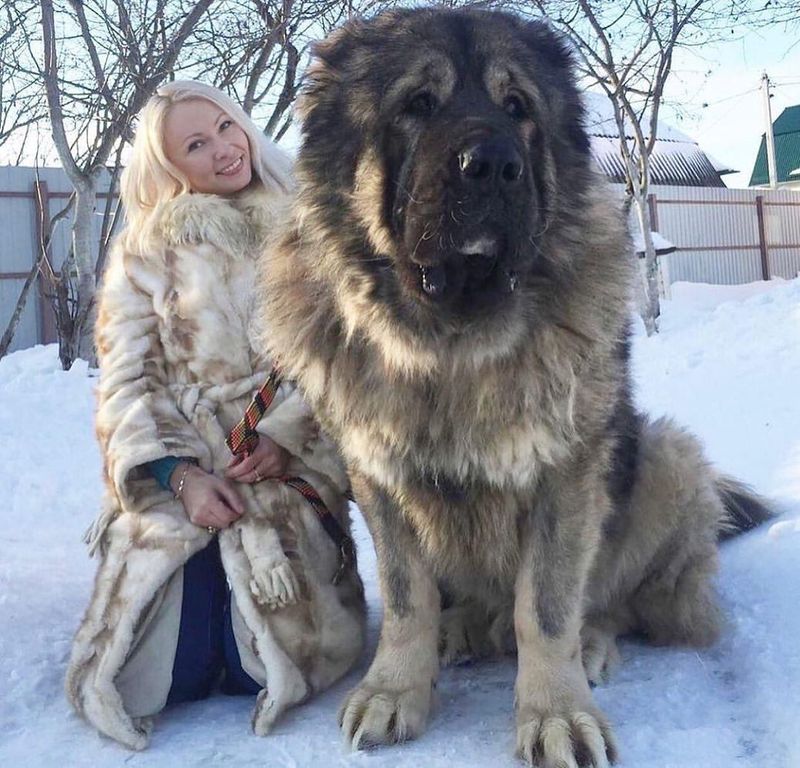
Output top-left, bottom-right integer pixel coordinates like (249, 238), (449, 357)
(337, 336), (577, 487)
(316, 324), (589, 586)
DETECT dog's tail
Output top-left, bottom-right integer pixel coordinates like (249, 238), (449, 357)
(716, 475), (774, 540)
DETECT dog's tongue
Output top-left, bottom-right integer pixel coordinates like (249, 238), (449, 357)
(420, 265), (447, 296)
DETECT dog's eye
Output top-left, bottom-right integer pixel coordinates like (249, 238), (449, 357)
(405, 91), (438, 118)
(503, 94), (527, 120)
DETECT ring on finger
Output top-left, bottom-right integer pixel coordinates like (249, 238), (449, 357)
(206, 525), (218, 535)
(254, 469), (263, 483)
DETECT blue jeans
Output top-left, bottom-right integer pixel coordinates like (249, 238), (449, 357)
(166, 538), (262, 705)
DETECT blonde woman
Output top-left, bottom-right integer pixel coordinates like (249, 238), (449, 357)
(66, 81), (365, 750)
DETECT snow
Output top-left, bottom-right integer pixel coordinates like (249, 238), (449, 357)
(632, 230), (676, 255)
(583, 91), (696, 144)
(1, 279), (799, 768)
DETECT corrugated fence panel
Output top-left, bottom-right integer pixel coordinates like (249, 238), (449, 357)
(769, 249), (800, 279)
(0, 277), (39, 354)
(0, 166), (117, 353)
(1, 195), (38, 271)
(667, 249), (763, 284)
(644, 185), (800, 285)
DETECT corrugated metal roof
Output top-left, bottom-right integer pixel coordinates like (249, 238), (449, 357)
(749, 106), (800, 186)
(590, 136), (726, 187)
(583, 92), (727, 187)
(773, 105), (800, 136)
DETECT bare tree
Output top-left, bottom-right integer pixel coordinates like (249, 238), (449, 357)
(0, 1), (46, 159)
(189, 0), (358, 141)
(37, 0), (214, 368)
(520, 0), (773, 334)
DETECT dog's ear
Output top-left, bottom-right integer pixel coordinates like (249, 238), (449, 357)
(298, 10), (407, 123)
(516, 19), (591, 157)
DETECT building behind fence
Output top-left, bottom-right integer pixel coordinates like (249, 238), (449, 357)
(1, 167), (799, 354)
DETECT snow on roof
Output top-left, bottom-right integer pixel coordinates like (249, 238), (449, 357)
(582, 91), (695, 143)
(582, 92), (727, 187)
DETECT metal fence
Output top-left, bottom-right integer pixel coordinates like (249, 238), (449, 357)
(644, 184), (800, 285)
(2, 168), (800, 354)
(0, 166), (118, 353)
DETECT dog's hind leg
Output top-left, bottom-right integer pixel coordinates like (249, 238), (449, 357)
(438, 597), (515, 666)
(580, 620), (622, 686)
(589, 416), (771, 651)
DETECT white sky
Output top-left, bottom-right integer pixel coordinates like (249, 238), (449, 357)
(3, 19), (799, 189)
(658, 22), (800, 188)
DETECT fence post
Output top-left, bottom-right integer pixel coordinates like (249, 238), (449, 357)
(647, 193), (659, 231)
(646, 192), (671, 298)
(755, 195), (771, 281)
(33, 180), (58, 343)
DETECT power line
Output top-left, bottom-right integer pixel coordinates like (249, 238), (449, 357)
(700, 87), (758, 109)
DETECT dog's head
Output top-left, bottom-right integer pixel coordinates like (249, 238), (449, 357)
(296, 8), (594, 333)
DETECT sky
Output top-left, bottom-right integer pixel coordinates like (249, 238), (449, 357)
(2, 13), (799, 188)
(658, 21), (800, 188)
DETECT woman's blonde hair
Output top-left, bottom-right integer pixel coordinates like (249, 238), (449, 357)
(118, 80), (293, 253)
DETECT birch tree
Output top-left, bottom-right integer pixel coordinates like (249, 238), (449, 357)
(527, 0), (769, 333)
(38, 0), (214, 368)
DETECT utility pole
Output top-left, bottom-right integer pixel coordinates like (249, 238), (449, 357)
(761, 72), (778, 189)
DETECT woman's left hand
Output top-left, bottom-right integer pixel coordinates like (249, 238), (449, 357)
(225, 434), (290, 484)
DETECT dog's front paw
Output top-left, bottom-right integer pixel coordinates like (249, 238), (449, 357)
(516, 708), (617, 768)
(249, 558), (300, 609)
(338, 681), (434, 749)
(581, 624), (621, 686)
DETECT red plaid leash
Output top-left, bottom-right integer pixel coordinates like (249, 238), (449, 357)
(226, 365), (354, 585)
(226, 366), (284, 457)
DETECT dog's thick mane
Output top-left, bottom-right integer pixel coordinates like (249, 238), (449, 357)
(264, 178), (632, 493)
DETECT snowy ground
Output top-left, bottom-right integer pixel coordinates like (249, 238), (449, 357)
(1, 279), (798, 768)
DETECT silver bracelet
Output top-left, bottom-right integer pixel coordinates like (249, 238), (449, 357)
(174, 462), (192, 499)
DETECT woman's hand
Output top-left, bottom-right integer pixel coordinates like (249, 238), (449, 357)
(225, 434), (290, 484)
(171, 463), (244, 530)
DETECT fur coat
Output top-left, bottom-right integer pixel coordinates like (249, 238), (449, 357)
(65, 186), (365, 750)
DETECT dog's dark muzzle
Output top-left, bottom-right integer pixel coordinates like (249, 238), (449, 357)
(399, 127), (531, 310)
(417, 251), (518, 303)
(457, 136), (524, 189)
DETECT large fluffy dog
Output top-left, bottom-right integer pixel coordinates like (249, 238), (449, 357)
(263, 7), (770, 766)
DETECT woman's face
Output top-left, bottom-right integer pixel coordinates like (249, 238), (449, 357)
(163, 98), (253, 195)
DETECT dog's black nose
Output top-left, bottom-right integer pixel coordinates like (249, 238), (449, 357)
(457, 138), (523, 185)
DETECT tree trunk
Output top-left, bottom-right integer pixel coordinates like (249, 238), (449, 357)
(59, 177), (98, 368)
(631, 192), (660, 336)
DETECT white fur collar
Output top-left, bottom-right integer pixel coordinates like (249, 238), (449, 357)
(154, 185), (287, 255)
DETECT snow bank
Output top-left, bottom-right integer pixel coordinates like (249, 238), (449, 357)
(1, 280), (798, 767)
